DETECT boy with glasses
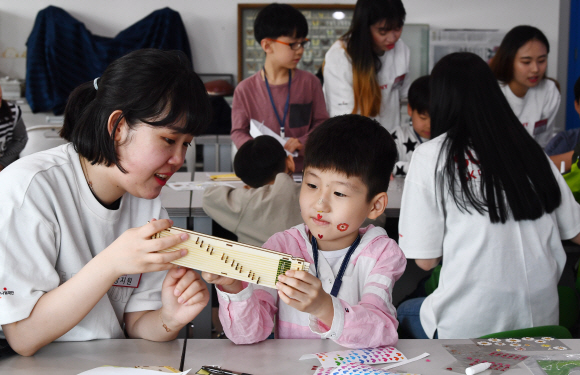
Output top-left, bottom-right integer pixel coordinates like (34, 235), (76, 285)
(231, 3), (328, 172)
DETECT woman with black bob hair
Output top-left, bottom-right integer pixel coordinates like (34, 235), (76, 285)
(490, 25), (560, 148)
(0, 49), (212, 356)
(323, 0), (410, 133)
(397, 52), (580, 339)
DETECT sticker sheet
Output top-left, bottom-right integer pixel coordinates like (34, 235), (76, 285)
(312, 363), (418, 375)
(443, 344), (528, 374)
(471, 337), (570, 352)
(302, 346), (407, 368)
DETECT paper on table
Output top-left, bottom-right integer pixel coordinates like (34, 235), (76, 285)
(78, 367), (191, 374)
(167, 181), (237, 191)
(249, 119), (298, 157)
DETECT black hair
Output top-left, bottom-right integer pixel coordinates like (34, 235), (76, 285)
(61, 48), (211, 173)
(407, 75), (430, 115)
(490, 25), (550, 84)
(234, 135), (287, 188)
(304, 114), (396, 201)
(575, 75), (580, 103)
(430, 52), (561, 223)
(342, 0), (406, 117)
(253, 3), (308, 42)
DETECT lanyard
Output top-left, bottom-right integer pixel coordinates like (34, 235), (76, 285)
(413, 129), (424, 144)
(310, 234), (361, 297)
(263, 67), (292, 135)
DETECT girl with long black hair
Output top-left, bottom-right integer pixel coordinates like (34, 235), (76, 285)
(322, 0), (410, 133)
(397, 52), (580, 339)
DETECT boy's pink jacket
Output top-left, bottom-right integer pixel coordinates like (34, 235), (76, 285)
(215, 224), (406, 348)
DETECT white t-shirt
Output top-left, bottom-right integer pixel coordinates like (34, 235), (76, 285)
(499, 79), (560, 148)
(398, 134), (580, 339)
(323, 39), (410, 133)
(0, 144), (168, 341)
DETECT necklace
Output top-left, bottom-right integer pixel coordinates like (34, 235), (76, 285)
(79, 155), (96, 195)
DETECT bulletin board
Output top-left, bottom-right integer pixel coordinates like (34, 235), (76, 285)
(237, 3), (430, 85)
(237, 3), (355, 82)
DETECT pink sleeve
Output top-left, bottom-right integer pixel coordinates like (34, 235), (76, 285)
(230, 86), (253, 149)
(217, 231), (300, 345)
(217, 284), (278, 345)
(334, 239), (406, 348)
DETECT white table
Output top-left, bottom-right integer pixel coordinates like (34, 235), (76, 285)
(4, 338), (580, 375)
(0, 339), (184, 374)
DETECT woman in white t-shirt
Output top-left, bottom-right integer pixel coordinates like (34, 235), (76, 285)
(490, 25), (560, 148)
(323, 0), (410, 133)
(0, 49), (212, 356)
(397, 52), (580, 339)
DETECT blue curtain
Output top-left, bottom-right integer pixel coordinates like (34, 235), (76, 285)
(26, 6), (192, 114)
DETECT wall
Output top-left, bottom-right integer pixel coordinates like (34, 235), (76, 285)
(0, 0), (567, 126)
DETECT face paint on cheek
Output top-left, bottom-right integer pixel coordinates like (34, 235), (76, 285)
(318, 234), (323, 239)
(337, 223), (349, 232)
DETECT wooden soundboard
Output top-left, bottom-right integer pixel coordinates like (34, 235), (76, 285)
(153, 227), (310, 289)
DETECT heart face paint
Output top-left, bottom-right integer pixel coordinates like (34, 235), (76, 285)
(318, 234), (323, 239)
(337, 223), (349, 232)
(317, 214), (322, 220)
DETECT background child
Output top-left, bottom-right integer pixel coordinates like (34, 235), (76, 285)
(0, 49), (211, 356)
(202, 135), (302, 247)
(204, 115), (406, 349)
(392, 75), (430, 176)
(0, 85), (28, 171)
(490, 25), (560, 148)
(323, 0), (410, 133)
(546, 75), (580, 172)
(230, 3), (328, 172)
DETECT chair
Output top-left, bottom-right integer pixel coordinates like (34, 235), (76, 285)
(184, 142), (196, 175)
(20, 125), (67, 157)
(479, 325), (572, 339)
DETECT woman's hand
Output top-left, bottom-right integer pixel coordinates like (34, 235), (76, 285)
(159, 266), (210, 331)
(284, 138), (303, 153)
(99, 219), (190, 278)
(201, 271), (243, 294)
(276, 270), (334, 327)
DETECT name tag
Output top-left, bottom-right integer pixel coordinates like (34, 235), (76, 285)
(113, 274), (142, 288)
(533, 119), (548, 135)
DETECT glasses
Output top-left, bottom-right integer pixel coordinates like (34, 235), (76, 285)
(267, 38), (311, 50)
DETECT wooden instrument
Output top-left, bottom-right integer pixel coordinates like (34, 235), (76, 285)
(153, 227), (310, 289)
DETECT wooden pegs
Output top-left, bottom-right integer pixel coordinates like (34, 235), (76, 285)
(196, 237), (199, 244)
(221, 253), (225, 260)
(235, 263), (239, 270)
(248, 271), (252, 278)
(256, 277), (260, 284)
(200, 240), (204, 247)
(239, 266), (243, 273)
(225, 256), (229, 263)
(210, 248), (214, 255)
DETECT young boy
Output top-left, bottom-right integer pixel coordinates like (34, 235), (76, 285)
(391, 75), (430, 176)
(204, 115), (407, 349)
(230, 3), (329, 172)
(202, 135), (302, 247)
(546, 75), (580, 172)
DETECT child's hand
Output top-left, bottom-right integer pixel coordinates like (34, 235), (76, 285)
(284, 138), (303, 153)
(201, 271), (243, 294)
(100, 219), (190, 278)
(159, 266), (209, 330)
(276, 270), (334, 326)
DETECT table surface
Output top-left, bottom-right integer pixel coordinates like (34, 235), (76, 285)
(4, 338), (578, 375)
(161, 172), (192, 217)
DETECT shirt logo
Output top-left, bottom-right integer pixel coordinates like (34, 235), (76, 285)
(0, 287), (14, 298)
(380, 84), (389, 90)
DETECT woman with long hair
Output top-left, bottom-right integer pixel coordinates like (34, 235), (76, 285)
(490, 25), (560, 148)
(322, 0), (409, 133)
(397, 52), (580, 339)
